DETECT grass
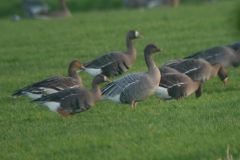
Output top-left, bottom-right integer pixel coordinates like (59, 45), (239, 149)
(1, 0), (240, 159)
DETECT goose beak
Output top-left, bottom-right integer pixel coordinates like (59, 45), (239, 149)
(137, 34), (143, 39)
(223, 78), (228, 86)
(105, 78), (112, 82)
(157, 48), (163, 52)
(81, 66), (86, 70)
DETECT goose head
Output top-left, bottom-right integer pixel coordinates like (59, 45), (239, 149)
(127, 30), (143, 40)
(144, 44), (163, 56)
(69, 60), (86, 72)
(217, 64), (228, 86)
(93, 74), (111, 85)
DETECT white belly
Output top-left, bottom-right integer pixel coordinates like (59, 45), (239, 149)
(101, 94), (121, 103)
(25, 92), (42, 100)
(82, 68), (102, 76)
(155, 87), (172, 100)
(42, 102), (61, 114)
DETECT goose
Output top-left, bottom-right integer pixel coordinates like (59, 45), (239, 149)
(162, 59), (228, 86)
(184, 46), (240, 68)
(12, 60), (85, 100)
(226, 41), (240, 52)
(32, 74), (111, 116)
(40, 0), (71, 18)
(101, 44), (162, 108)
(155, 73), (202, 101)
(78, 30), (143, 78)
(22, 0), (49, 18)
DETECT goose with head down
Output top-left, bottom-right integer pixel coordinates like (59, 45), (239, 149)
(162, 59), (228, 86)
(79, 30), (143, 78)
(184, 46), (240, 68)
(32, 74), (111, 116)
(155, 73), (202, 102)
(12, 60), (86, 100)
(101, 44), (162, 108)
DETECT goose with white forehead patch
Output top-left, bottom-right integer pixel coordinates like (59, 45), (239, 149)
(184, 46), (240, 68)
(12, 60), (86, 100)
(155, 72), (202, 102)
(32, 74), (111, 116)
(101, 44), (162, 108)
(79, 30), (143, 78)
(162, 59), (228, 86)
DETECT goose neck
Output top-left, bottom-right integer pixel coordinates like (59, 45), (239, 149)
(126, 37), (136, 55)
(91, 83), (101, 103)
(144, 53), (156, 71)
(60, 0), (68, 10)
(68, 69), (82, 83)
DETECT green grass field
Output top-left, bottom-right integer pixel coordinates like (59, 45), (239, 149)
(1, 0), (240, 159)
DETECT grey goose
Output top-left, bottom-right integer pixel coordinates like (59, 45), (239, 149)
(39, 0), (71, 18)
(79, 30), (143, 78)
(101, 44), (162, 108)
(162, 59), (228, 86)
(227, 41), (240, 51)
(12, 60), (85, 100)
(33, 74), (111, 116)
(155, 73), (202, 101)
(184, 46), (240, 68)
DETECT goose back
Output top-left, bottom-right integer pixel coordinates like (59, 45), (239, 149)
(184, 46), (238, 68)
(165, 59), (228, 84)
(33, 74), (110, 115)
(156, 73), (202, 100)
(12, 60), (85, 100)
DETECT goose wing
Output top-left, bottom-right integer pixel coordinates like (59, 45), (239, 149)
(162, 59), (186, 67)
(184, 46), (234, 60)
(101, 72), (143, 100)
(166, 59), (205, 75)
(12, 76), (82, 96)
(83, 52), (123, 69)
(160, 73), (192, 99)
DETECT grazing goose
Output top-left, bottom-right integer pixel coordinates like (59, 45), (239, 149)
(226, 41), (240, 51)
(12, 60), (85, 100)
(163, 59), (228, 86)
(155, 73), (202, 101)
(184, 46), (240, 68)
(101, 44), (162, 108)
(79, 30), (143, 78)
(32, 74), (111, 116)
(40, 0), (71, 18)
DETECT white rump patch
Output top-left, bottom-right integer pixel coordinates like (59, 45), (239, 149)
(25, 92), (42, 100)
(155, 87), (172, 100)
(101, 94), (121, 103)
(135, 31), (139, 37)
(39, 87), (59, 95)
(82, 68), (102, 76)
(42, 102), (60, 114)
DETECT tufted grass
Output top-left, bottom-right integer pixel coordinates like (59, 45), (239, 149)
(1, 0), (240, 159)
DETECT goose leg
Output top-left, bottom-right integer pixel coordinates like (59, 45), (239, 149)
(134, 102), (138, 108)
(130, 102), (135, 109)
(158, 98), (161, 102)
